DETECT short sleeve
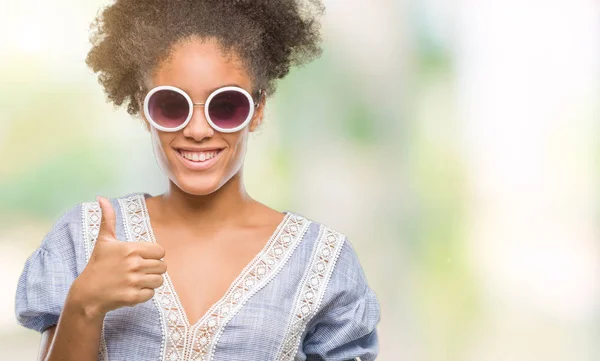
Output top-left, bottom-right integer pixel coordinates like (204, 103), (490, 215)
(15, 204), (81, 333)
(301, 240), (381, 361)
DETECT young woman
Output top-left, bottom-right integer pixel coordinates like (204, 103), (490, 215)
(15, 0), (381, 360)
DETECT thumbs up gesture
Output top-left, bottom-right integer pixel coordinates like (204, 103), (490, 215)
(70, 196), (167, 319)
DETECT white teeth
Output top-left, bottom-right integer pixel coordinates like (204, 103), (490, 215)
(180, 150), (219, 162)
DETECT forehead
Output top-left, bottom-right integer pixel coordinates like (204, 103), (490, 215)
(148, 37), (253, 99)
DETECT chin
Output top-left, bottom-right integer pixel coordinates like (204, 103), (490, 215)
(173, 175), (224, 196)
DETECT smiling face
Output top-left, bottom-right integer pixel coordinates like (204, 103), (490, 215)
(141, 37), (265, 196)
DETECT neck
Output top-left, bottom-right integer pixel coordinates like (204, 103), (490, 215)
(157, 171), (255, 229)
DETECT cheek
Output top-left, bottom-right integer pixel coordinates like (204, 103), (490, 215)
(150, 131), (174, 170)
(225, 132), (249, 166)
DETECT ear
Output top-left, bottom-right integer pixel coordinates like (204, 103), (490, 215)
(249, 90), (266, 133)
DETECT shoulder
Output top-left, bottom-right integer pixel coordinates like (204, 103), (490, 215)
(79, 191), (145, 216)
(288, 213), (381, 354)
(38, 202), (83, 256)
(79, 191), (149, 224)
(43, 192), (146, 253)
(292, 212), (372, 296)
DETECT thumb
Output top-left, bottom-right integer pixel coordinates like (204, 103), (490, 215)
(96, 196), (117, 241)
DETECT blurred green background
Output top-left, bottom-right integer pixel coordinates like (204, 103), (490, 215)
(1, 0), (599, 360)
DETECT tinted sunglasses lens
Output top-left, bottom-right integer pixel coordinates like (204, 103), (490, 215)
(208, 90), (250, 130)
(148, 89), (190, 129)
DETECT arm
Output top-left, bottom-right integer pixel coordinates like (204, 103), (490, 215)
(302, 240), (381, 361)
(17, 197), (166, 361)
(303, 288), (380, 361)
(38, 285), (104, 361)
(39, 326), (55, 361)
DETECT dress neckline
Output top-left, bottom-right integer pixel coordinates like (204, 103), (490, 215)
(137, 192), (292, 327)
(86, 192), (311, 360)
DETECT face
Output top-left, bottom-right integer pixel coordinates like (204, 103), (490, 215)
(141, 37), (265, 196)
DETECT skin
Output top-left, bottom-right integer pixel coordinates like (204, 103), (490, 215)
(38, 36), (285, 361)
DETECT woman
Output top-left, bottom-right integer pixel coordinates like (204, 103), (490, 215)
(15, 0), (381, 360)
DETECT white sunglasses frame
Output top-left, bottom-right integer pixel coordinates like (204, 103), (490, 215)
(143, 85), (260, 133)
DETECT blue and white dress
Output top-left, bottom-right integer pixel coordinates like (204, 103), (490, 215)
(15, 192), (380, 361)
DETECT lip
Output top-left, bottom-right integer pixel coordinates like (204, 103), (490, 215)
(175, 148), (223, 171)
(175, 146), (224, 152)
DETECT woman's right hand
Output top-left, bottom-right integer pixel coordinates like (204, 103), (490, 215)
(69, 196), (167, 319)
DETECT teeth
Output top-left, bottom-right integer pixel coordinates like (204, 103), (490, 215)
(180, 150), (219, 162)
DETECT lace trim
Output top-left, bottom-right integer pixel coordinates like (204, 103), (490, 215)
(200, 213), (310, 361)
(82, 201), (100, 261)
(117, 196), (174, 361)
(81, 201), (108, 361)
(121, 193), (309, 361)
(275, 225), (346, 361)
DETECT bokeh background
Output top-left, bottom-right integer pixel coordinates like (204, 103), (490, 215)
(1, 0), (599, 360)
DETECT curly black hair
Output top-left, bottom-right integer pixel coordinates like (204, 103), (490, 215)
(86, 0), (325, 118)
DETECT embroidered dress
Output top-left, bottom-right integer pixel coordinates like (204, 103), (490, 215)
(15, 192), (380, 361)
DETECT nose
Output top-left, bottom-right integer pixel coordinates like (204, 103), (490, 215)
(182, 105), (214, 141)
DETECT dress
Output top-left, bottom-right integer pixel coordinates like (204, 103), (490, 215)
(15, 192), (380, 361)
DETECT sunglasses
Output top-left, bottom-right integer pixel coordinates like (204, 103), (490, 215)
(143, 85), (261, 133)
